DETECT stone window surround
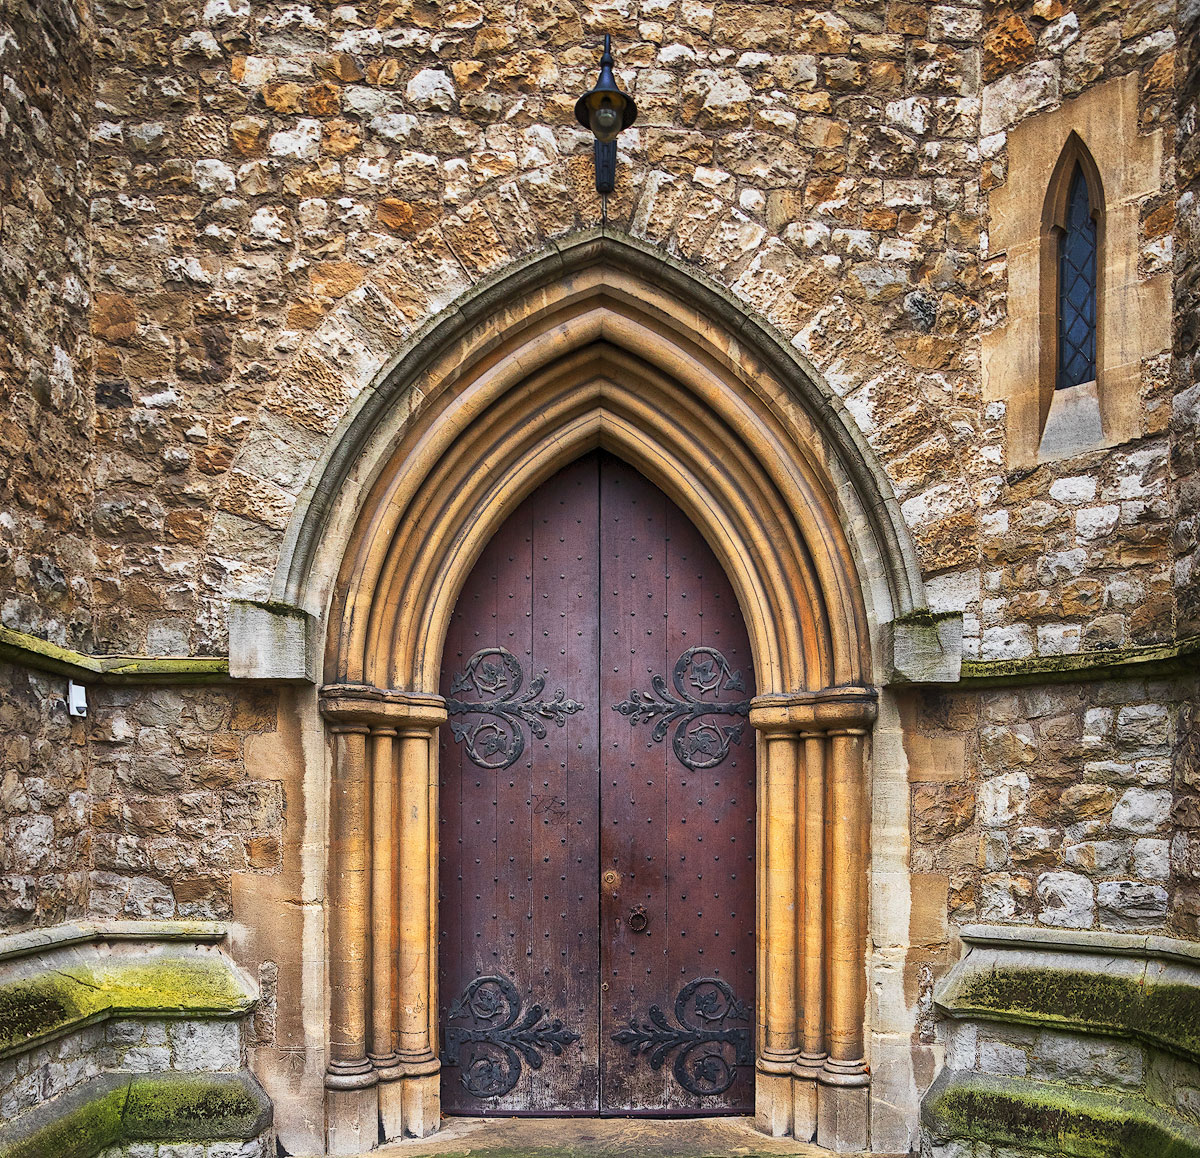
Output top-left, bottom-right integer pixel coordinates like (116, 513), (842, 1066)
(983, 72), (1170, 470)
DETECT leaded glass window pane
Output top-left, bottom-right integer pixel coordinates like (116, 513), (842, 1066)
(1057, 164), (1097, 390)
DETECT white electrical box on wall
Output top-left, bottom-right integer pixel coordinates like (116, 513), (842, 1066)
(67, 680), (87, 718)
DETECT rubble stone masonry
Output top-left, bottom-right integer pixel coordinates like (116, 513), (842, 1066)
(0, 0), (96, 650)
(0, 0), (1198, 1150)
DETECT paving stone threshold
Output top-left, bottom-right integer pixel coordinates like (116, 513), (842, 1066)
(358, 1117), (873, 1158)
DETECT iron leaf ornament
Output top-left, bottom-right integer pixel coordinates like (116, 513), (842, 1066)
(443, 975), (581, 1098)
(612, 646), (751, 770)
(446, 646), (585, 769)
(612, 977), (751, 1097)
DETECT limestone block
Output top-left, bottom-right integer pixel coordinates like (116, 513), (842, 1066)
(169, 1020), (243, 1071)
(888, 613), (964, 683)
(1097, 880), (1169, 929)
(816, 1082), (869, 1153)
(1036, 871), (1095, 928)
(1111, 788), (1171, 834)
(228, 600), (316, 682)
(1031, 1028), (1144, 1088)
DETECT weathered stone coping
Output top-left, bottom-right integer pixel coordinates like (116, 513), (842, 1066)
(922, 1070), (1200, 1157)
(0, 920), (226, 964)
(5, 620), (1196, 690)
(0, 625), (230, 684)
(0, 1070), (272, 1158)
(959, 922), (1200, 967)
(937, 925), (1200, 1065)
(0, 927), (256, 1060)
(953, 633), (1200, 688)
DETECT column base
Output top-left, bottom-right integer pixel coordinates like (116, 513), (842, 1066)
(400, 1069), (440, 1137)
(754, 1067), (793, 1137)
(326, 1083), (380, 1156)
(792, 1075), (818, 1144)
(375, 1060), (404, 1142)
(816, 1081), (869, 1154)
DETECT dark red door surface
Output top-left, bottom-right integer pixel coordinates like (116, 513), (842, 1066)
(438, 452), (755, 1116)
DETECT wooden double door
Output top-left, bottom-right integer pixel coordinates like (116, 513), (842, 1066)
(438, 452), (756, 1115)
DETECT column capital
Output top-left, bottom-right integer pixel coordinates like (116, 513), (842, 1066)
(320, 684), (448, 730)
(749, 686), (878, 734)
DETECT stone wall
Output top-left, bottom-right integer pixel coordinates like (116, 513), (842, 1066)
(0, 0), (95, 650)
(84, 0), (996, 653)
(1174, 0), (1200, 636)
(88, 685), (284, 921)
(973, 0), (1179, 657)
(905, 678), (1194, 936)
(0, 664), (90, 929)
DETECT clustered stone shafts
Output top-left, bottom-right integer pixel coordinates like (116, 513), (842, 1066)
(87, 687), (283, 921)
(0, 0), (96, 651)
(0, 665), (90, 928)
(910, 681), (1193, 934)
(1173, 2), (1200, 636)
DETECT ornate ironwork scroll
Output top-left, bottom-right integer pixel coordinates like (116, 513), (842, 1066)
(612, 646), (751, 769)
(442, 975), (581, 1098)
(611, 977), (751, 1097)
(446, 647), (584, 770)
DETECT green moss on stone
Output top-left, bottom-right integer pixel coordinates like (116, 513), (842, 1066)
(125, 1073), (268, 1141)
(951, 967), (1200, 1064)
(0, 1079), (127, 1158)
(956, 634), (1200, 687)
(0, 957), (253, 1057)
(927, 1075), (1200, 1158)
(0, 976), (84, 1053)
(0, 1073), (270, 1158)
(78, 958), (253, 1014)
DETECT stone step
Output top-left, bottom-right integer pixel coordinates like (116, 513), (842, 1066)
(922, 1069), (1200, 1158)
(0, 1069), (273, 1158)
(339, 1116), (878, 1158)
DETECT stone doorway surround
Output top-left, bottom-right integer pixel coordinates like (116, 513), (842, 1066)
(253, 235), (930, 1155)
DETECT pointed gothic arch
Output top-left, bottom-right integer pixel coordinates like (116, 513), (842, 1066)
(295, 234), (924, 1154)
(1038, 132), (1107, 442)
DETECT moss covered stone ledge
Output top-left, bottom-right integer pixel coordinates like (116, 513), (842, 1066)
(0, 1070), (272, 1158)
(935, 924), (1200, 1065)
(0, 921), (256, 1059)
(922, 1070), (1200, 1158)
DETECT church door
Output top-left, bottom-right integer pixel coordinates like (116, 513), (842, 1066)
(438, 451), (756, 1116)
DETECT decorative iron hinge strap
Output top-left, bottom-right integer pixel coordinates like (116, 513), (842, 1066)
(443, 975), (581, 1098)
(446, 646), (584, 769)
(612, 976), (751, 1097)
(612, 646), (750, 769)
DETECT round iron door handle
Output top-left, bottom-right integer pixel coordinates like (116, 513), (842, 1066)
(628, 904), (649, 933)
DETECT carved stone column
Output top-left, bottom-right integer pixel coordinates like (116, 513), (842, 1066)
(321, 688), (447, 1152)
(393, 706), (444, 1137)
(322, 710), (377, 1155)
(754, 726), (801, 1137)
(794, 729), (827, 1142)
(750, 688), (877, 1154)
(818, 724), (871, 1154)
(368, 725), (403, 1137)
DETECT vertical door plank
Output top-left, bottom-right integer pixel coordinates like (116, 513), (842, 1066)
(438, 455), (601, 1114)
(599, 455), (756, 1115)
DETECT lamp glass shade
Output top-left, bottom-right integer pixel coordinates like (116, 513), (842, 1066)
(589, 97), (623, 142)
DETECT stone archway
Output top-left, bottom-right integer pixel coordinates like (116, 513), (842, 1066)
(306, 235), (918, 1155)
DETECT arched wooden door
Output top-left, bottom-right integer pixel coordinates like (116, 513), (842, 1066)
(438, 451), (756, 1116)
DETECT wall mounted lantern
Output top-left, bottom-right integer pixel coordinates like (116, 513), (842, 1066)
(574, 34), (638, 196)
